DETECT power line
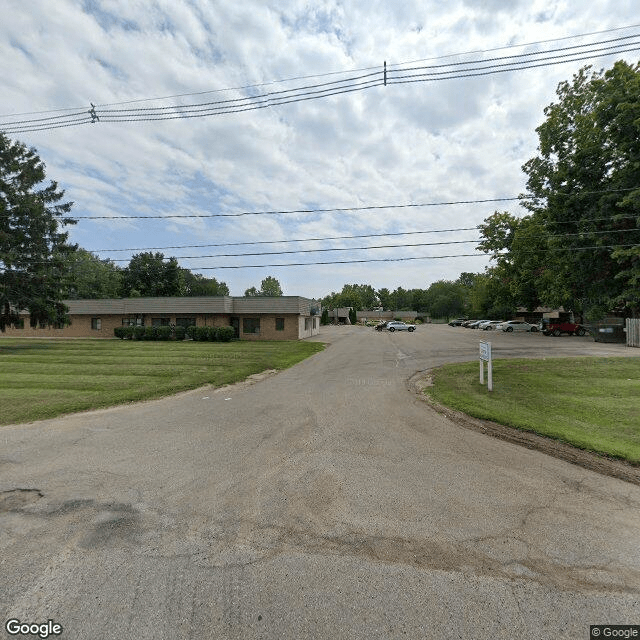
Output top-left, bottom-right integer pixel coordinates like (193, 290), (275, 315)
(150, 243), (640, 270)
(55, 196), (526, 220)
(84, 215), (640, 253)
(16, 229), (639, 266)
(3, 23), (637, 119)
(98, 33), (640, 117)
(387, 43), (640, 85)
(93, 227), (481, 252)
(84, 239), (482, 263)
(7, 187), (628, 222)
(3, 32), (638, 134)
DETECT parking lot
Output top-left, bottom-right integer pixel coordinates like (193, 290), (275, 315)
(362, 321), (637, 370)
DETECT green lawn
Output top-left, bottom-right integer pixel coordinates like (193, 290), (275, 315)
(0, 338), (324, 425)
(425, 357), (640, 464)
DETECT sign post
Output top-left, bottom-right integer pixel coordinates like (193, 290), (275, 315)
(479, 341), (493, 391)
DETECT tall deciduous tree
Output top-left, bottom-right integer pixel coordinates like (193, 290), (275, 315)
(63, 249), (122, 299)
(244, 276), (283, 297)
(422, 280), (466, 320)
(521, 60), (640, 317)
(259, 276), (283, 297)
(0, 134), (77, 330)
(120, 252), (184, 297)
(182, 271), (229, 296)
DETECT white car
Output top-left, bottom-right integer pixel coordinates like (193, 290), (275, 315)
(496, 320), (538, 332)
(478, 320), (502, 330)
(386, 321), (416, 332)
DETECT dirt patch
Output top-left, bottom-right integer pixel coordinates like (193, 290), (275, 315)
(409, 370), (640, 487)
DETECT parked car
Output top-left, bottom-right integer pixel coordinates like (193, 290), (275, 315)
(462, 319), (479, 327)
(374, 321), (389, 331)
(468, 319), (491, 329)
(539, 319), (587, 336)
(386, 321), (416, 332)
(448, 318), (467, 326)
(496, 320), (538, 332)
(479, 320), (503, 330)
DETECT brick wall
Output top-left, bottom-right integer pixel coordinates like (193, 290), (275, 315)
(237, 314), (299, 340)
(2, 314), (123, 338)
(1, 312), (311, 340)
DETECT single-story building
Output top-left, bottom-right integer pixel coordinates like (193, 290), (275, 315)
(2, 296), (321, 341)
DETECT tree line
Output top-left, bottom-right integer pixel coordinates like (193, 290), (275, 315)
(322, 63), (640, 321)
(320, 277), (505, 320)
(476, 60), (640, 321)
(64, 249), (230, 299)
(2, 60), (638, 331)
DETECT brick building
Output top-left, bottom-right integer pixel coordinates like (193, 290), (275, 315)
(3, 296), (320, 341)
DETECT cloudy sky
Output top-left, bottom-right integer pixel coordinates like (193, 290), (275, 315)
(2, 1), (639, 299)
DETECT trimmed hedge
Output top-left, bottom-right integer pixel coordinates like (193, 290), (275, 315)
(114, 324), (237, 341)
(217, 326), (235, 342)
(185, 325), (197, 340)
(114, 327), (131, 339)
(156, 326), (172, 341)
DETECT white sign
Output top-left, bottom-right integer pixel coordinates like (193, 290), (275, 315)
(479, 341), (493, 391)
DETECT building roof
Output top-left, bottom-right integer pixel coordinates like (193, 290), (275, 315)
(59, 296), (313, 316)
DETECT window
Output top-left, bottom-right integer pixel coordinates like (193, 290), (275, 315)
(305, 317), (312, 331)
(91, 318), (102, 330)
(12, 319), (24, 330)
(122, 317), (144, 326)
(275, 317), (285, 331)
(243, 318), (260, 335)
(152, 317), (171, 327)
(176, 317), (196, 328)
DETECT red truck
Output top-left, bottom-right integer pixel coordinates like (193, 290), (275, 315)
(540, 319), (587, 336)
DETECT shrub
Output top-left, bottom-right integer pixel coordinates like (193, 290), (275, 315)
(185, 325), (197, 340)
(174, 326), (186, 341)
(195, 326), (210, 341)
(114, 327), (126, 339)
(156, 326), (172, 341)
(133, 326), (146, 340)
(217, 326), (235, 342)
(143, 326), (157, 340)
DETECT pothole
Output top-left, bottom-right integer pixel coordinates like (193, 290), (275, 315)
(0, 489), (44, 512)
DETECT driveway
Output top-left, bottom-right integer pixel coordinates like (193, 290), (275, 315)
(1, 326), (639, 639)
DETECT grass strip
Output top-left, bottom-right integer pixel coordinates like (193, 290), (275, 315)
(425, 357), (640, 464)
(0, 338), (324, 425)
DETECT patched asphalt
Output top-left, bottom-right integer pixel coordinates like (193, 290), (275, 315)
(1, 325), (639, 639)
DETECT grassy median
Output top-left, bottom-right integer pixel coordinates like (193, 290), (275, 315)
(0, 338), (324, 426)
(425, 357), (640, 464)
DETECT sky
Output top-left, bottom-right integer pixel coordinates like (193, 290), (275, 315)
(1, 0), (639, 300)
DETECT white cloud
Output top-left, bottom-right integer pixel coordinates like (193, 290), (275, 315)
(1, 0), (638, 298)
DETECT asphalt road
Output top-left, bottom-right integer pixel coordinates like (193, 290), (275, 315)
(2, 326), (639, 639)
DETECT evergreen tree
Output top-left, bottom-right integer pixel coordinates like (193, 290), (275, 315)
(0, 134), (77, 330)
